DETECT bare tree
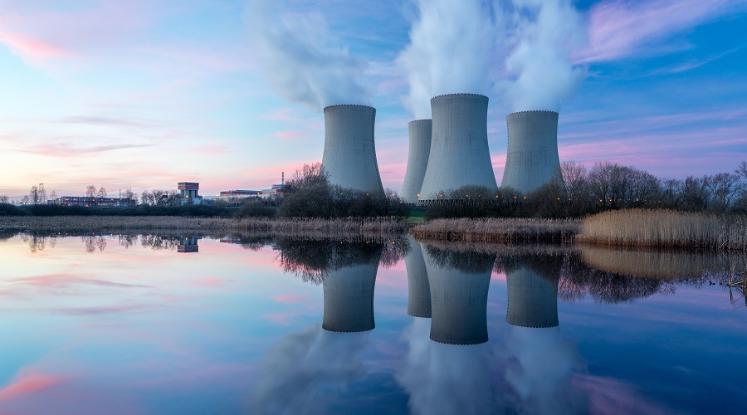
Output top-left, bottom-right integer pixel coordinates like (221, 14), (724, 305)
(97, 187), (107, 198)
(86, 185), (97, 198)
(707, 173), (740, 212)
(0, 195), (9, 203)
(38, 183), (46, 204)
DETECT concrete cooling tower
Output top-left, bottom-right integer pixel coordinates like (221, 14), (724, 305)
(502, 111), (562, 194)
(400, 119), (432, 203)
(423, 246), (494, 344)
(322, 258), (380, 333)
(506, 263), (559, 328)
(404, 236), (431, 318)
(321, 105), (385, 197)
(418, 94), (498, 200)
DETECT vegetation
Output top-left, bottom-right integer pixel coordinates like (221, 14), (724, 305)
(577, 209), (747, 251)
(411, 217), (578, 244)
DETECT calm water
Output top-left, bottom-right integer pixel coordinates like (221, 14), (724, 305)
(0, 233), (745, 415)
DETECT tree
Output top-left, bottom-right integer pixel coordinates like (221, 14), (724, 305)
(706, 173), (740, 212)
(97, 187), (107, 198)
(29, 186), (39, 204)
(0, 195), (8, 203)
(86, 185), (97, 198)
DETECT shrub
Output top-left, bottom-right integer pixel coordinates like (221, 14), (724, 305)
(236, 199), (277, 218)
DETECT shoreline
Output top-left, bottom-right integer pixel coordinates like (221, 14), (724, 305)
(2, 210), (746, 251)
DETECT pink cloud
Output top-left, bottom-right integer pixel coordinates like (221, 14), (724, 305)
(576, 0), (741, 63)
(0, 30), (71, 60)
(573, 374), (671, 415)
(19, 143), (150, 158)
(273, 130), (305, 140)
(0, 371), (66, 401)
(194, 276), (226, 288)
(273, 294), (305, 304)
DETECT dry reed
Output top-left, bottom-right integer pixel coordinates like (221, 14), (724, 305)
(577, 209), (747, 251)
(411, 217), (578, 244)
(0, 216), (408, 240)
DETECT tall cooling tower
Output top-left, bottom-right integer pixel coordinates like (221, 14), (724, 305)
(404, 236), (431, 318)
(506, 264), (559, 328)
(400, 119), (432, 203)
(418, 94), (498, 200)
(322, 105), (384, 197)
(322, 257), (380, 333)
(502, 111), (562, 194)
(423, 246), (494, 345)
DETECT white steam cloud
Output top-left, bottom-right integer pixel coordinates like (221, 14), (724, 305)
(506, 0), (586, 111)
(398, 0), (502, 119)
(247, 0), (368, 110)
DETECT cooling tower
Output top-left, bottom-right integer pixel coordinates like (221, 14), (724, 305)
(502, 111), (562, 194)
(506, 263), (559, 328)
(418, 94), (498, 200)
(404, 236), (431, 318)
(322, 258), (380, 333)
(400, 119), (432, 203)
(322, 104), (384, 197)
(423, 245), (494, 345)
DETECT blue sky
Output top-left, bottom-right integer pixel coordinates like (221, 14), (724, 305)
(0, 0), (745, 198)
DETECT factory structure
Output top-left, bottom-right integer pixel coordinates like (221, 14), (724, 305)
(315, 91), (562, 202)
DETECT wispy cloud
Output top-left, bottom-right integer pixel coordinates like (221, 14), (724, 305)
(576, 0), (746, 63)
(0, 370), (66, 401)
(20, 143), (151, 158)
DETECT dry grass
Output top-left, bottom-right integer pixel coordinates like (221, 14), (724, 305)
(577, 209), (747, 251)
(0, 216), (408, 240)
(411, 217), (579, 244)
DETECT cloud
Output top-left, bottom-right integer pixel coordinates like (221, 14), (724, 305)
(20, 143), (151, 158)
(505, 0), (586, 111)
(397, 0), (501, 118)
(8, 272), (148, 289)
(576, 0), (745, 63)
(0, 370), (66, 401)
(246, 0), (369, 110)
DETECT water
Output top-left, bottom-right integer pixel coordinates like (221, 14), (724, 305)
(0, 233), (745, 414)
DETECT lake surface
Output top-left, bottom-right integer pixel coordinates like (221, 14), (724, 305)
(0, 233), (745, 414)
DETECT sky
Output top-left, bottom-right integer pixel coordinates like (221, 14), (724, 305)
(0, 0), (746, 199)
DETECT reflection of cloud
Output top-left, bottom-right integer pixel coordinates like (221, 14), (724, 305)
(9, 273), (148, 289)
(249, 326), (370, 414)
(574, 374), (670, 415)
(504, 326), (583, 414)
(396, 318), (501, 415)
(0, 370), (66, 401)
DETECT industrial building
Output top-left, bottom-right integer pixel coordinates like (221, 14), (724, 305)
(418, 93), (498, 200)
(52, 196), (136, 208)
(505, 259), (560, 328)
(321, 104), (385, 197)
(400, 119), (432, 203)
(423, 245), (494, 345)
(219, 190), (260, 202)
(502, 111), (562, 194)
(178, 182), (203, 205)
(404, 236), (431, 318)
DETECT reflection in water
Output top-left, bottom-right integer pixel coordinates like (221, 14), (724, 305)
(177, 236), (199, 253)
(322, 247), (380, 332)
(404, 236), (431, 318)
(503, 255), (582, 415)
(423, 244), (494, 345)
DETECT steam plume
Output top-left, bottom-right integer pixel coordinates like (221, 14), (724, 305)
(398, 0), (501, 118)
(247, 0), (368, 110)
(506, 0), (585, 111)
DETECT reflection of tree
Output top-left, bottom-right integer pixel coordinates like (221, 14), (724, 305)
(423, 243), (495, 273)
(82, 235), (107, 253)
(20, 234), (52, 253)
(273, 239), (385, 283)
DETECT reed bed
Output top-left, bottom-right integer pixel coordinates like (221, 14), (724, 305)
(0, 216), (408, 240)
(411, 217), (579, 244)
(577, 209), (747, 251)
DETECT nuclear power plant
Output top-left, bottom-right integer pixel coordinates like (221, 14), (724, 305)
(501, 111), (562, 194)
(321, 104), (385, 197)
(400, 119), (432, 203)
(418, 94), (498, 200)
(321, 251), (380, 332)
(423, 245), (494, 344)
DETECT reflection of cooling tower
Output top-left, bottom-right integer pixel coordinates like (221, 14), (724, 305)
(404, 236), (431, 318)
(401, 119), (432, 203)
(322, 260), (379, 332)
(502, 111), (561, 194)
(423, 247), (493, 344)
(506, 266), (559, 328)
(321, 105), (384, 196)
(418, 94), (498, 200)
